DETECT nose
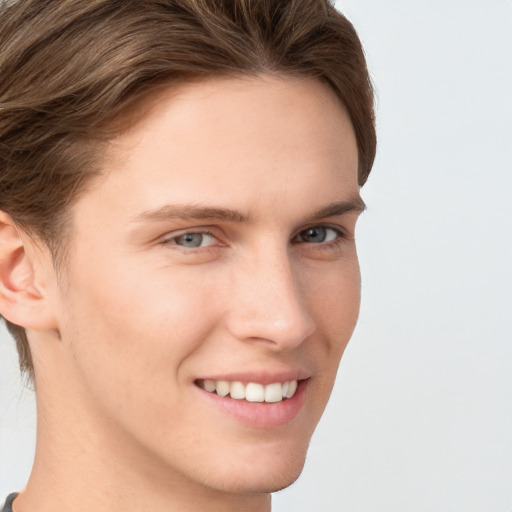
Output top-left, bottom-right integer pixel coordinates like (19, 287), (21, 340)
(225, 247), (316, 351)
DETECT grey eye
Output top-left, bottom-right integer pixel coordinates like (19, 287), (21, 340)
(174, 233), (215, 248)
(299, 227), (328, 243)
(296, 226), (341, 244)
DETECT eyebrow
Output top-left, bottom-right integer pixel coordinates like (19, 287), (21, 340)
(308, 196), (366, 220)
(132, 196), (366, 224)
(133, 204), (251, 223)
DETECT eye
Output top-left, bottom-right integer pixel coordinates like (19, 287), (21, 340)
(166, 231), (217, 248)
(294, 226), (341, 244)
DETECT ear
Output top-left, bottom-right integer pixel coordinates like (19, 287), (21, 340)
(0, 211), (57, 331)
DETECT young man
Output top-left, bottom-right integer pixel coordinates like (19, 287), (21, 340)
(0, 1), (376, 510)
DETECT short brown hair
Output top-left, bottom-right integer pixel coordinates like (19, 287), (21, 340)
(0, 0), (376, 380)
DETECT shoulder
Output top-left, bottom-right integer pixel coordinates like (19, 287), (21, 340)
(1, 493), (18, 512)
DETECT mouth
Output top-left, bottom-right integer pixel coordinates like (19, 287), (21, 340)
(194, 377), (310, 428)
(195, 379), (299, 403)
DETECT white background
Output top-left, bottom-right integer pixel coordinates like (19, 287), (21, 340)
(1, 1), (511, 511)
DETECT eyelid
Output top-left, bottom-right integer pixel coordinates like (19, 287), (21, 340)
(293, 224), (348, 240)
(157, 223), (350, 250)
(161, 228), (221, 247)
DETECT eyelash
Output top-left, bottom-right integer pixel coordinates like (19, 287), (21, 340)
(162, 230), (218, 249)
(161, 225), (348, 252)
(292, 225), (348, 249)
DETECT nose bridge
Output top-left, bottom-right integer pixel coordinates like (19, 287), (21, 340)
(226, 242), (315, 348)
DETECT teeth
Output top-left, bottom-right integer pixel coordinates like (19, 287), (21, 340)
(286, 379), (298, 398)
(216, 380), (230, 397)
(264, 382), (283, 403)
(230, 381), (245, 400)
(198, 379), (300, 402)
(204, 379), (216, 392)
(246, 382), (264, 402)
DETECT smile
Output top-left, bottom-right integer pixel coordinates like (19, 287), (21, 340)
(196, 379), (299, 403)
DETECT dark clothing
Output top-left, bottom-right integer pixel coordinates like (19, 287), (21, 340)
(1, 494), (17, 512)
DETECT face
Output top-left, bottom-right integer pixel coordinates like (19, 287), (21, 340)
(48, 75), (362, 494)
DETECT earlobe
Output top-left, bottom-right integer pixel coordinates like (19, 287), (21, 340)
(0, 211), (57, 331)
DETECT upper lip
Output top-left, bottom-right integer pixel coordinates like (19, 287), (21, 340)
(195, 369), (311, 385)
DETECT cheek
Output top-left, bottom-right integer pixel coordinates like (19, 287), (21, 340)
(58, 255), (223, 399)
(304, 257), (361, 341)
(301, 256), (360, 400)
(292, 258), (360, 427)
(56, 264), (228, 461)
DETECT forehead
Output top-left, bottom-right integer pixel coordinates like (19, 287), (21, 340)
(110, 74), (356, 161)
(77, 74), (359, 226)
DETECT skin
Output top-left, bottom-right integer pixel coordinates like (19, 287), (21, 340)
(0, 74), (363, 512)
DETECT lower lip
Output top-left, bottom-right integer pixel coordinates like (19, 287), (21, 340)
(195, 380), (309, 428)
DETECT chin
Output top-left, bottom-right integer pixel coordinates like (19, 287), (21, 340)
(212, 465), (305, 495)
(203, 442), (309, 494)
